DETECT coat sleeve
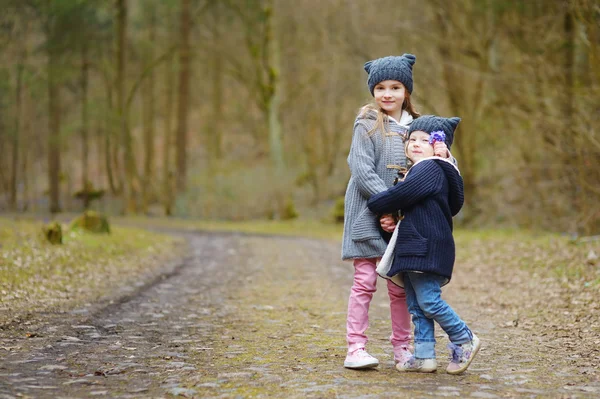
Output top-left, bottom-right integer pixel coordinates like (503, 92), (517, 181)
(347, 122), (387, 198)
(367, 161), (443, 214)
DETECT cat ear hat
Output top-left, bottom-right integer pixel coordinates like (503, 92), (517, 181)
(407, 115), (461, 150)
(364, 53), (416, 96)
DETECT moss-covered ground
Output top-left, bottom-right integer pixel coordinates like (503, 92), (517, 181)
(0, 216), (181, 325)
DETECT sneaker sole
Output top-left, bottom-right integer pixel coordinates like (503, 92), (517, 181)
(396, 367), (437, 373)
(396, 363), (437, 373)
(344, 361), (379, 369)
(446, 338), (481, 375)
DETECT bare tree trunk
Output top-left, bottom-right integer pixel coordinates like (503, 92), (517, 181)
(116, 0), (137, 213)
(163, 59), (175, 216)
(302, 118), (321, 205)
(563, 4), (585, 233)
(99, 62), (119, 196)
(210, 8), (223, 166)
(22, 123), (30, 212)
(0, 102), (6, 197)
(563, 6), (575, 120)
(116, 0), (127, 205)
(10, 59), (24, 211)
(48, 44), (61, 214)
(175, 0), (192, 193)
(557, 4), (579, 231)
(81, 44), (90, 208)
(263, 0), (290, 217)
(265, 0), (284, 172)
(21, 89), (31, 212)
(163, 10), (176, 216)
(104, 121), (118, 195)
(142, 5), (157, 213)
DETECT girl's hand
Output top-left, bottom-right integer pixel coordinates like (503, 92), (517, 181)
(433, 141), (449, 158)
(379, 214), (396, 233)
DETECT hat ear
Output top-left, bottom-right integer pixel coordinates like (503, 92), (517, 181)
(447, 117), (461, 132)
(402, 53), (416, 67)
(364, 60), (374, 74)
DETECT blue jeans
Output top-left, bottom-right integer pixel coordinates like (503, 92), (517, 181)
(403, 272), (472, 359)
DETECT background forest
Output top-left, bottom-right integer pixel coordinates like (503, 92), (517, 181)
(0, 0), (599, 235)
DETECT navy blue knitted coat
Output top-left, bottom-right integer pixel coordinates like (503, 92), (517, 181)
(367, 157), (464, 285)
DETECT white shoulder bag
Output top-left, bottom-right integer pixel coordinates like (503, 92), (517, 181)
(376, 221), (404, 287)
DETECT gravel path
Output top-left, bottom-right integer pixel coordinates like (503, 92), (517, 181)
(1, 232), (598, 398)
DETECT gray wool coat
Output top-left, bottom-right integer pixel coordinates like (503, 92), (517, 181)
(341, 108), (413, 260)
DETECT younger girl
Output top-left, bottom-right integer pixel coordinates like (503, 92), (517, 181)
(342, 54), (451, 369)
(367, 115), (481, 375)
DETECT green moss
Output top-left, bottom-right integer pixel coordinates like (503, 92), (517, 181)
(42, 221), (63, 244)
(70, 210), (110, 233)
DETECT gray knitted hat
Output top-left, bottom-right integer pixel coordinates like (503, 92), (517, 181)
(364, 53), (416, 95)
(407, 115), (461, 149)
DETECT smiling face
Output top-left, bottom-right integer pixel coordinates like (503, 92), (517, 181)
(406, 131), (434, 163)
(373, 80), (406, 121)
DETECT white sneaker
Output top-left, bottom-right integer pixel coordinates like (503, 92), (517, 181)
(446, 334), (481, 375)
(344, 348), (379, 369)
(393, 345), (413, 364)
(396, 356), (437, 373)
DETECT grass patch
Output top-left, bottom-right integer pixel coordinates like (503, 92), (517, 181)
(0, 217), (180, 318)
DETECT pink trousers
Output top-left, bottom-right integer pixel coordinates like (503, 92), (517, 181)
(346, 258), (411, 352)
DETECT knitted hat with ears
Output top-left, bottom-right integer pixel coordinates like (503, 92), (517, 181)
(364, 53), (416, 96)
(407, 115), (461, 150)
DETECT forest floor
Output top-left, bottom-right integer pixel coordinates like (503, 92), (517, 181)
(1, 221), (599, 398)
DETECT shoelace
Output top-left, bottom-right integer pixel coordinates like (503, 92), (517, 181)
(354, 349), (371, 358)
(447, 343), (463, 363)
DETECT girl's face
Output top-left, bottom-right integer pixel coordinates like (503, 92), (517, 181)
(406, 131), (434, 162)
(373, 80), (405, 119)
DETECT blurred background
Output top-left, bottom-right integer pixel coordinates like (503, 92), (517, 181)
(0, 0), (598, 234)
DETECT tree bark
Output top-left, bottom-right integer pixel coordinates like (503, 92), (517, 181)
(81, 44), (90, 208)
(116, 0), (137, 213)
(163, 10), (176, 216)
(10, 59), (24, 211)
(0, 99), (6, 196)
(48, 42), (62, 214)
(210, 7), (223, 165)
(264, 0), (284, 173)
(142, 5), (157, 213)
(175, 0), (192, 193)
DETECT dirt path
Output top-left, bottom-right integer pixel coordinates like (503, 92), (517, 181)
(1, 232), (598, 398)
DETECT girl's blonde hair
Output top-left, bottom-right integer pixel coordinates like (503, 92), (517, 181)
(359, 91), (420, 137)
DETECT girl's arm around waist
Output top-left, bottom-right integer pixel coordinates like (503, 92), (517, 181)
(367, 161), (443, 214)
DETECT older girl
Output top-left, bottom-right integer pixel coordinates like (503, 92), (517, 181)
(342, 54), (452, 369)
